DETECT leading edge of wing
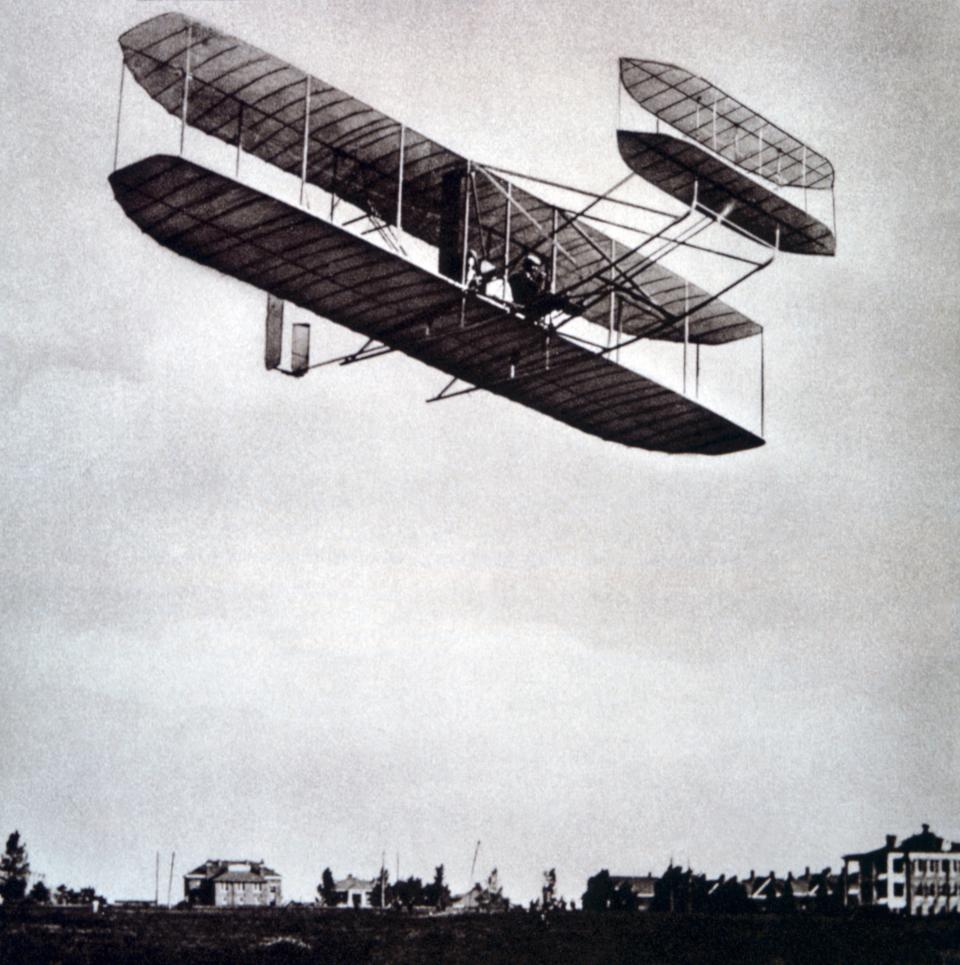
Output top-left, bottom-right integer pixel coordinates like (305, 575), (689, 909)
(108, 154), (764, 455)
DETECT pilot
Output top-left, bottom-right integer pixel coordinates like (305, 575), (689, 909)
(509, 252), (578, 322)
(508, 252), (547, 306)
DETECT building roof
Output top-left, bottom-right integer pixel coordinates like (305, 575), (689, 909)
(335, 876), (376, 891)
(843, 826), (960, 861)
(214, 871), (279, 883)
(183, 860), (280, 882)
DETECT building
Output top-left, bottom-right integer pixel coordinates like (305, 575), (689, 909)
(842, 825), (960, 916)
(609, 875), (657, 911)
(183, 860), (282, 907)
(332, 875), (377, 909)
(786, 867), (838, 912)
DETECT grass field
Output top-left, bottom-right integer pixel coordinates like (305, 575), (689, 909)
(2, 907), (959, 964)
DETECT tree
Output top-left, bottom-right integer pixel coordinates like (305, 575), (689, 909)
(393, 876), (425, 910)
(612, 880), (638, 912)
(0, 832), (30, 902)
(27, 880), (50, 904)
(477, 868), (506, 913)
(423, 864), (450, 911)
(317, 868), (339, 907)
(582, 870), (615, 912)
(53, 884), (107, 906)
(541, 868), (558, 913)
(369, 868), (391, 909)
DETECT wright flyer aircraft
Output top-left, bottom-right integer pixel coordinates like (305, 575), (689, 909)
(109, 13), (836, 455)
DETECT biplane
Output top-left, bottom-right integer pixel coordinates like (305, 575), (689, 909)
(108, 14), (832, 454)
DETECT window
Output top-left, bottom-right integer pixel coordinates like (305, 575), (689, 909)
(876, 881), (888, 898)
(918, 860), (927, 872)
(893, 858), (903, 873)
(894, 883), (904, 897)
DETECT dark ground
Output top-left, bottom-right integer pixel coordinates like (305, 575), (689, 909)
(2, 907), (959, 965)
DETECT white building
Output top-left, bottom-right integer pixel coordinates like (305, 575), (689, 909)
(842, 825), (960, 916)
(333, 875), (377, 909)
(183, 859), (282, 907)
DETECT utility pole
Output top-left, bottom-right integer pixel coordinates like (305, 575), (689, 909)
(154, 852), (159, 906)
(167, 852), (175, 908)
(380, 851), (386, 911)
(470, 840), (481, 887)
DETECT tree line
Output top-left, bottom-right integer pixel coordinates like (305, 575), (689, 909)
(582, 864), (846, 914)
(316, 864), (453, 910)
(0, 832), (106, 907)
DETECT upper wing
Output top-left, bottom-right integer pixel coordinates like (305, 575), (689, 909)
(109, 154), (763, 455)
(119, 13), (762, 346)
(620, 58), (834, 190)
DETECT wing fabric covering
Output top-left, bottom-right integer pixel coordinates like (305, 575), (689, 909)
(118, 13), (762, 345)
(620, 59), (834, 190)
(618, 132), (835, 256)
(109, 155), (763, 455)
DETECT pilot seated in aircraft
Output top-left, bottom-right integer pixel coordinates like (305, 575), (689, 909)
(508, 253), (547, 305)
(509, 252), (577, 322)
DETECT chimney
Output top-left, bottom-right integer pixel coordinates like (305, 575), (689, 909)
(922, 823), (930, 834)
(886, 835), (897, 849)
(805, 866), (811, 878)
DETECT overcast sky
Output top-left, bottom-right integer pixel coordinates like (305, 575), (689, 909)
(2, 0), (958, 905)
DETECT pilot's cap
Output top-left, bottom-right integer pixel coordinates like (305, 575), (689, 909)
(522, 253), (544, 270)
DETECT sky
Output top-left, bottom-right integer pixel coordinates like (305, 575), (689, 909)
(1, 0), (958, 906)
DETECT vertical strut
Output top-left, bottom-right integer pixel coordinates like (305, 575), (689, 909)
(235, 104), (243, 178)
(461, 162), (472, 286)
(503, 181), (512, 293)
(683, 282), (689, 395)
(550, 209), (558, 294)
(396, 124), (405, 232)
(299, 76), (311, 206)
(113, 59), (125, 172)
(801, 144), (808, 210)
(831, 186), (837, 242)
(330, 151), (338, 221)
(695, 342), (700, 398)
(179, 24), (192, 155)
(608, 238), (615, 347)
(760, 329), (765, 437)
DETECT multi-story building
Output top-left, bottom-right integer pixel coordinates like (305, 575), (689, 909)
(842, 825), (960, 916)
(183, 859), (282, 907)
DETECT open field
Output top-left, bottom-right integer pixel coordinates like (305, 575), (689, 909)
(2, 907), (959, 964)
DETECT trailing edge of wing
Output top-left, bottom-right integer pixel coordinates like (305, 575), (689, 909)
(109, 154), (763, 455)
